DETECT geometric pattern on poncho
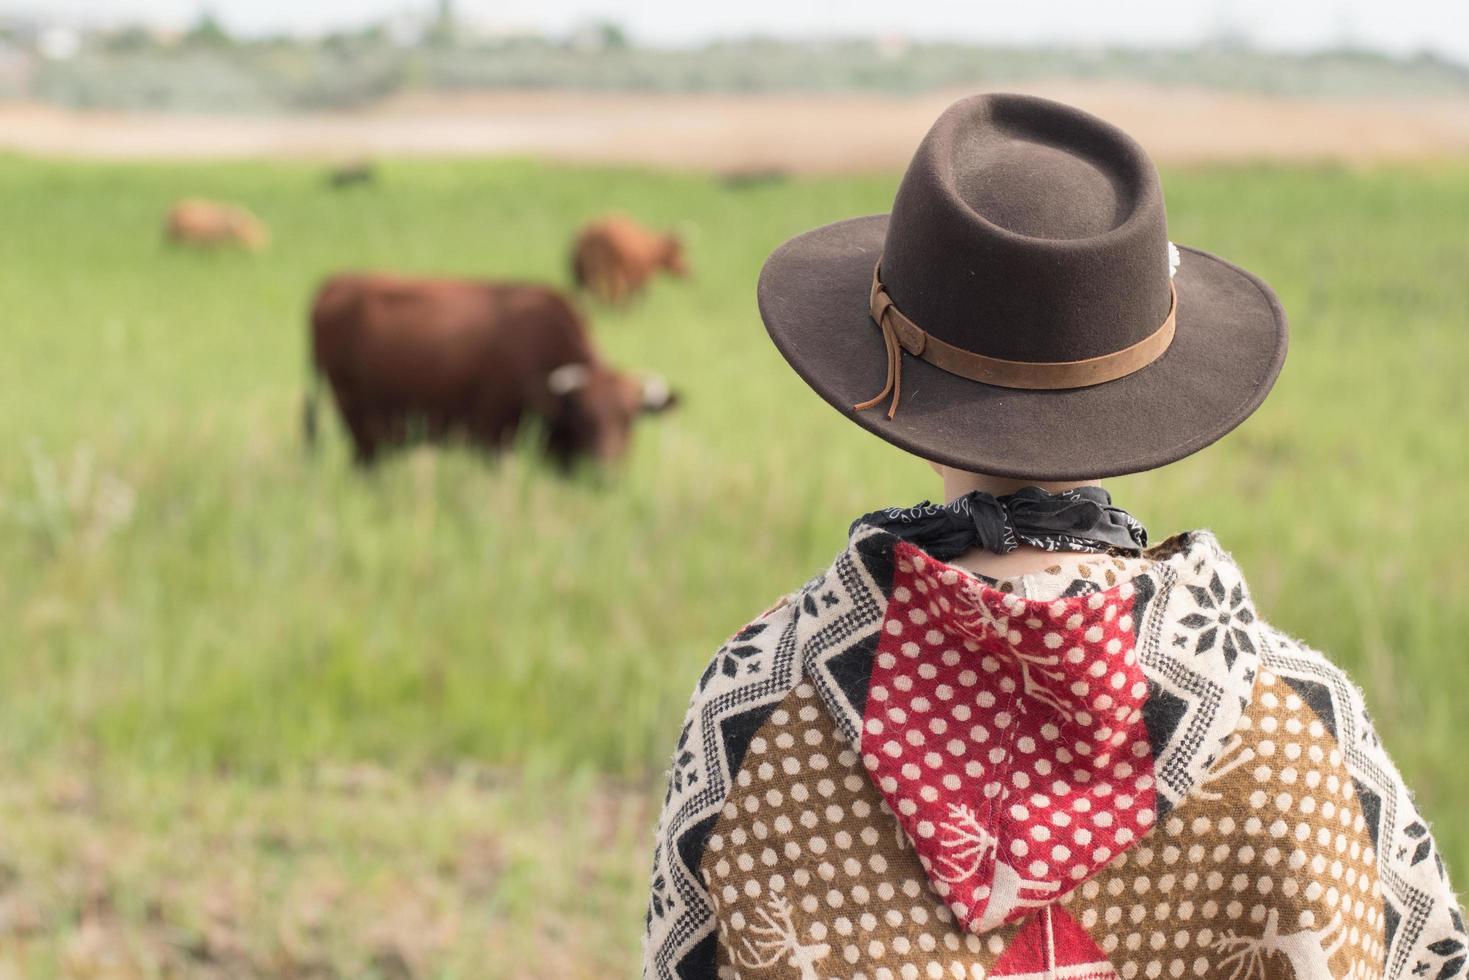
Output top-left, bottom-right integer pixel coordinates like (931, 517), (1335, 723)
(699, 666), (1391, 979)
(702, 679), (1021, 979)
(1058, 664), (1388, 978)
(644, 612), (805, 980)
(645, 527), (1465, 980)
(645, 529), (895, 980)
(1261, 629), (1468, 980)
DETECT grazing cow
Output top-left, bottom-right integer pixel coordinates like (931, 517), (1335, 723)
(719, 166), (789, 190)
(305, 274), (677, 467)
(570, 215), (689, 305)
(327, 160), (377, 189)
(164, 199), (269, 251)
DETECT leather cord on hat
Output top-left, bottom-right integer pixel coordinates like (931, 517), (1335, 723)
(854, 279), (906, 419)
(855, 262), (1178, 419)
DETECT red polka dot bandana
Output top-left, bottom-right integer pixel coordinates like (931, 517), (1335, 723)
(859, 541), (1158, 933)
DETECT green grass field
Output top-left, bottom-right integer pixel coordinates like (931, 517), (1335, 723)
(0, 155), (1465, 977)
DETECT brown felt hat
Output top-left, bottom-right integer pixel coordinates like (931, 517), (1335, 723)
(757, 93), (1288, 480)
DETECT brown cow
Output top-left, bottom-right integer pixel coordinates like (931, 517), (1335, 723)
(164, 199), (269, 251)
(327, 159), (377, 189)
(570, 214), (689, 305)
(305, 273), (677, 467)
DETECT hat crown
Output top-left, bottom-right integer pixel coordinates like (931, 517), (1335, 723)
(881, 94), (1173, 363)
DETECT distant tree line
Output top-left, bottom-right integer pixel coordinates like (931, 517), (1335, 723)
(1, 15), (1465, 113)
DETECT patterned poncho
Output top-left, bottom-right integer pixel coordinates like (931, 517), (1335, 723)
(643, 525), (1464, 979)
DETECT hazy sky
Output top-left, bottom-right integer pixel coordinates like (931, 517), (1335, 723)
(14, 0), (1469, 63)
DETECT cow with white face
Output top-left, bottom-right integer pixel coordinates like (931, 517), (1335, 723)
(306, 273), (678, 469)
(545, 362), (678, 467)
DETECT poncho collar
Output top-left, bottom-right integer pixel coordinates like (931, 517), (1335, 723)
(791, 522), (1263, 934)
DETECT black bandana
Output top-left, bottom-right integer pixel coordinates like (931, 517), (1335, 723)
(852, 486), (1147, 560)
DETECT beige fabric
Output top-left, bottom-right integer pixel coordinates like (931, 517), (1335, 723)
(702, 669), (1384, 979)
(1059, 665), (1385, 978)
(644, 529), (1462, 980)
(702, 680), (1021, 979)
(984, 556), (1156, 601)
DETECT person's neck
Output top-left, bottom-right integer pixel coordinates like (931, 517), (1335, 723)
(941, 469), (1104, 580)
(941, 470), (1100, 505)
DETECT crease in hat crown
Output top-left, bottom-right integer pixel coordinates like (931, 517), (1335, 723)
(878, 92), (1176, 367)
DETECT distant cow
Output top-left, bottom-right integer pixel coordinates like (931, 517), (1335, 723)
(327, 160), (377, 189)
(164, 199), (269, 251)
(570, 215), (688, 305)
(305, 274), (677, 467)
(719, 167), (789, 190)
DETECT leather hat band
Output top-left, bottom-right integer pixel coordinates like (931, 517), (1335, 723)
(856, 262), (1178, 419)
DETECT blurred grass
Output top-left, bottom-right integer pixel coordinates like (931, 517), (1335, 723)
(0, 762), (652, 977)
(0, 155), (1465, 973)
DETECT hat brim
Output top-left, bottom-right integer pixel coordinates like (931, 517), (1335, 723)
(757, 214), (1288, 481)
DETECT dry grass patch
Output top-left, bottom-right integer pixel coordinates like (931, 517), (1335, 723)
(0, 763), (654, 978)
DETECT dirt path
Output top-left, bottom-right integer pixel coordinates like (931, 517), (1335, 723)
(2, 82), (1467, 169)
